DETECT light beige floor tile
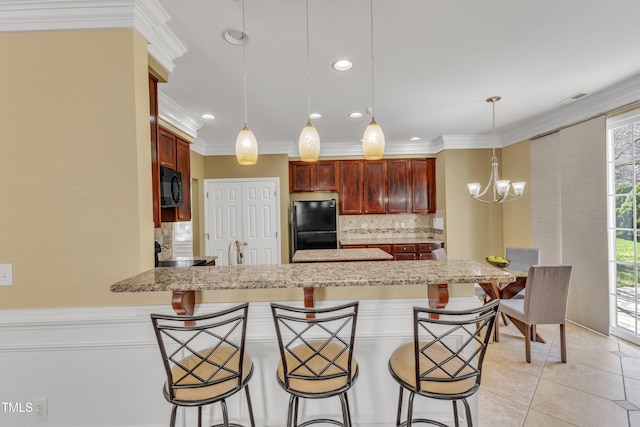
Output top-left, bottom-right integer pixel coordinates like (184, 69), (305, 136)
(523, 408), (577, 427)
(623, 356), (640, 382)
(477, 388), (528, 427)
(619, 338), (640, 358)
(530, 378), (629, 426)
(564, 322), (620, 352)
(544, 340), (623, 375)
(480, 359), (539, 406)
(541, 360), (625, 400)
(630, 410), (640, 427)
(625, 376), (640, 408)
(485, 341), (546, 377)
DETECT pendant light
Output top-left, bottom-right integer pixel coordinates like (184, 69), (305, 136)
(235, 0), (258, 165)
(298, 0), (320, 162)
(467, 97), (526, 203)
(362, 0), (385, 160)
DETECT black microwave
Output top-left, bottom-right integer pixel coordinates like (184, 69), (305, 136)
(160, 165), (184, 207)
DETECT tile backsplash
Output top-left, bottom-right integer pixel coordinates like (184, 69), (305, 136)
(154, 223), (173, 261)
(339, 211), (445, 241)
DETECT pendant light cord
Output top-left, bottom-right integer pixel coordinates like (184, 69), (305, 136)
(369, 0), (375, 118)
(305, 0), (311, 120)
(242, 0), (248, 126)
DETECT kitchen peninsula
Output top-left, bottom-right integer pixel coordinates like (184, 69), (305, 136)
(110, 259), (514, 316)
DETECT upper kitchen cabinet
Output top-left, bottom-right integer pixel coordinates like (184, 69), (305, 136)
(158, 126), (192, 223)
(338, 158), (436, 215)
(289, 161), (339, 192)
(363, 161), (386, 214)
(158, 128), (178, 170)
(339, 160), (364, 214)
(411, 158), (436, 213)
(387, 159), (411, 213)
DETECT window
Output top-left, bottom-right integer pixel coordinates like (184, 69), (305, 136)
(607, 110), (640, 344)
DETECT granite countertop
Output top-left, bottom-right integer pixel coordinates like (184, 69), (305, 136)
(340, 236), (444, 246)
(110, 259), (514, 293)
(292, 248), (394, 263)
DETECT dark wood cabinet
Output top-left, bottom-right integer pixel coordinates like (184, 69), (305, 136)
(149, 74), (161, 228)
(342, 242), (441, 261)
(387, 159), (411, 213)
(363, 161), (386, 214)
(339, 160), (365, 214)
(316, 161), (339, 191)
(159, 127), (191, 223)
(411, 158), (436, 213)
(289, 161), (340, 192)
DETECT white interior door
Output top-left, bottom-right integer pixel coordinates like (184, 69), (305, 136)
(205, 178), (280, 266)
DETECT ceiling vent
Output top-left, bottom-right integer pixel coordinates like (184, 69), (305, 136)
(558, 92), (589, 105)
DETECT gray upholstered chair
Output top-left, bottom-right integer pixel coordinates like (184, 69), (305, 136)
(150, 303), (255, 427)
(271, 301), (359, 427)
(499, 265), (572, 363)
(505, 247), (540, 299)
(431, 248), (447, 261)
(388, 300), (500, 427)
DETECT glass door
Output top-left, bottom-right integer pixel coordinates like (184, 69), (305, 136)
(607, 110), (640, 344)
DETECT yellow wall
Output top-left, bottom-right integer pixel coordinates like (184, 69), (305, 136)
(0, 29), (171, 309)
(502, 140), (532, 250)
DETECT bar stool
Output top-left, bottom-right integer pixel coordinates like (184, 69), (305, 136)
(388, 300), (499, 427)
(150, 303), (256, 427)
(270, 301), (359, 427)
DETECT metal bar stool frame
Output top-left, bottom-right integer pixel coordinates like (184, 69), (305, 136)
(388, 300), (499, 427)
(271, 301), (359, 427)
(151, 303), (256, 427)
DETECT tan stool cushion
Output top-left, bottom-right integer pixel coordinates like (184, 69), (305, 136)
(167, 345), (252, 402)
(277, 340), (357, 394)
(389, 342), (476, 395)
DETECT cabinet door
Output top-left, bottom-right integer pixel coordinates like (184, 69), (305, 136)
(158, 128), (177, 169)
(339, 160), (364, 214)
(363, 161), (386, 214)
(387, 159), (411, 213)
(411, 158), (436, 213)
(176, 138), (191, 221)
(289, 162), (315, 192)
(316, 161), (339, 191)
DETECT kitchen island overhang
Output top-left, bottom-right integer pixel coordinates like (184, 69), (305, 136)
(110, 259), (515, 316)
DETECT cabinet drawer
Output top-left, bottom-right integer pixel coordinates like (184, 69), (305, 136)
(418, 253), (432, 260)
(418, 243), (441, 253)
(394, 253), (416, 261)
(392, 244), (417, 253)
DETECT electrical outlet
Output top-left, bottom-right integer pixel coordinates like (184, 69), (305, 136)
(433, 218), (444, 230)
(0, 264), (12, 286)
(33, 398), (47, 421)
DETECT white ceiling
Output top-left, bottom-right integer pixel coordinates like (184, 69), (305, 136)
(156, 0), (640, 156)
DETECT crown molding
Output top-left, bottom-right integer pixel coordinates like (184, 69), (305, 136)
(158, 91), (203, 139)
(500, 72), (640, 145)
(0, 0), (186, 73)
(439, 135), (496, 150)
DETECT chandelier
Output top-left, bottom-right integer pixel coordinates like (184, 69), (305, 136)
(467, 96), (526, 203)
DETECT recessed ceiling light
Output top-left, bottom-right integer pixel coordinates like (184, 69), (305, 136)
(222, 28), (248, 45)
(410, 137), (420, 141)
(309, 113), (322, 119)
(349, 112), (363, 118)
(332, 59), (353, 71)
(201, 114), (216, 120)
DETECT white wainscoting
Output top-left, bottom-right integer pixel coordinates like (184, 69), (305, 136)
(0, 297), (480, 426)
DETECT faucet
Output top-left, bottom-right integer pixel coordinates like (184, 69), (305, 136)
(228, 239), (245, 265)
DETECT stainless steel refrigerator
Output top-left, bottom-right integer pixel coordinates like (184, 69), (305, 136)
(292, 199), (338, 251)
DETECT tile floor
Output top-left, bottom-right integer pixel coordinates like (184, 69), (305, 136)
(479, 320), (640, 426)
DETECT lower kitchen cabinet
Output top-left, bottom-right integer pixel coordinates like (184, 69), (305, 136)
(342, 242), (441, 261)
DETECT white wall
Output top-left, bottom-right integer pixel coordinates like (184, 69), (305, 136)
(0, 298), (480, 426)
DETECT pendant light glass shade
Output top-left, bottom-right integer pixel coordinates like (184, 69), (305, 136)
(299, 120), (320, 162)
(235, 124), (258, 165)
(362, 118), (385, 160)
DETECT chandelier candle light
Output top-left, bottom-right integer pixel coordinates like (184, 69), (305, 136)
(467, 96), (526, 203)
(362, 0), (385, 160)
(235, 0), (258, 165)
(298, 0), (320, 162)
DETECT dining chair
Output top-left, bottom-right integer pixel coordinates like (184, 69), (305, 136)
(499, 265), (573, 363)
(431, 248), (447, 261)
(432, 248), (486, 303)
(271, 301), (359, 427)
(150, 303), (256, 427)
(505, 247), (540, 275)
(388, 299), (499, 427)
